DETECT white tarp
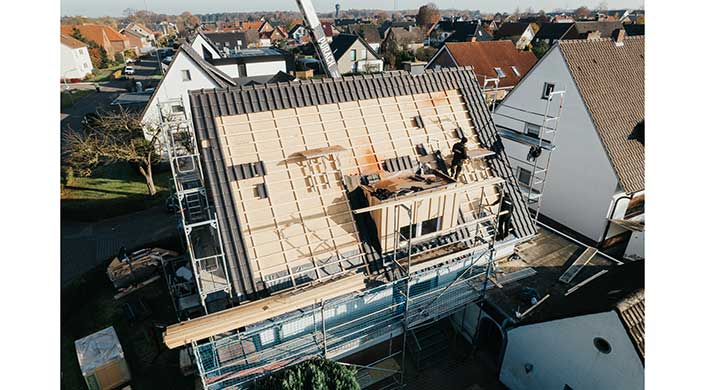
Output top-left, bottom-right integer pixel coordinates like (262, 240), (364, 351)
(74, 326), (124, 374)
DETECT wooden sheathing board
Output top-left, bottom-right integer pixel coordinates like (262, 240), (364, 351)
(206, 86), (504, 294)
(163, 273), (367, 349)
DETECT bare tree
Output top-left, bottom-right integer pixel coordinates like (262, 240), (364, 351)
(575, 6), (592, 19)
(416, 3), (441, 30)
(63, 108), (164, 195)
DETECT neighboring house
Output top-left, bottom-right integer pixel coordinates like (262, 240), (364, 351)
(344, 24), (382, 52)
(426, 41), (537, 101)
(378, 20), (416, 40)
(532, 22), (576, 46)
(288, 24), (308, 43)
(158, 21), (178, 36)
(481, 19), (499, 33)
(493, 34), (644, 256)
(190, 31), (224, 60)
(329, 34), (383, 74)
(60, 34), (93, 79)
(492, 22), (535, 50)
(381, 26), (426, 53)
(624, 23), (645, 36)
(260, 27), (286, 45)
(120, 23), (157, 53)
(140, 43), (293, 148)
(61, 24), (131, 60)
(500, 260), (644, 390)
(202, 31), (252, 52)
(437, 21), (492, 46)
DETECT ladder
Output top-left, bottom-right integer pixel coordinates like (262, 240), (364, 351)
(157, 97), (233, 312)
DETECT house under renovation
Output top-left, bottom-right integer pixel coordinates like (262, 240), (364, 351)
(157, 66), (539, 389)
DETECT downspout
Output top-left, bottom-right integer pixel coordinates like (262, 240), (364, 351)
(600, 194), (633, 246)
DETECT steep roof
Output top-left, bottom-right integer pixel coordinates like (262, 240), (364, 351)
(329, 34), (380, 61)
(443, 41), (537, 88)
(61, 24), (127, 44)
(572, 21), (624, 38)
(624, 24), (644, 36)
(494, 22), (531, 38)
(60, 33), (87, 49)
(388, 26), (426, 44)
(204, 31), (250, 48)
(444, 22), (491, 43)
(345, 23), (382, 44)
(559, 36), (644, 193)
(188, 68), (538, 298)
(533, 22), (574, 40)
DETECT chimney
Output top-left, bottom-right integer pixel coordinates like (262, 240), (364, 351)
(611, 28), (625, 46)
(407, 25), (413, 32)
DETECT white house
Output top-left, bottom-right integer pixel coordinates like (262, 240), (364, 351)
(329, 34), (383, 74)
(493, 22), (535, 50)
(60, 34), (93, 80)
(500, 260), (644, 390)
(140, 36), (293, 146)
(492, 33), (644, 258)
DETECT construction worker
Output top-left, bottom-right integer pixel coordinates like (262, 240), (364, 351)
(451, 137), (468, 180)
(498, 194), (514, 240)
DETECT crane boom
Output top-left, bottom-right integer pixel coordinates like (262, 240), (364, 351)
(295, 0), (341, 78)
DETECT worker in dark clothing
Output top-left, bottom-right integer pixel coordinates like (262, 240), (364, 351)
(451, 137), (469, 180)
(498, 194), (514, 240)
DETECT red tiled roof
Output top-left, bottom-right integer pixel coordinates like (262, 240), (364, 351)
(444, 40), (537, 88)
(60, 33), (87, 49)
(240, 21), (263, 31)
(61, 24), (128, 44)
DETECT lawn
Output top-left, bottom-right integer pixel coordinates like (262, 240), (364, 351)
(62, 162), (171, 222)
(61, 89), (94, 110)
(92, 64), (125, 82)
(61, 239), (192, 390)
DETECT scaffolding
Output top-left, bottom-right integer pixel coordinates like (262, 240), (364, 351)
(493, 89), (565, 224)
(186, 168), (506, 389)
(482, 77), (500, 113)
(157, 98), (233, 313)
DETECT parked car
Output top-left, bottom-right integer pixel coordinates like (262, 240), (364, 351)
(125, 58), (136, 64)
(124, 66), (135, 75)
(161, 56), (173, 65)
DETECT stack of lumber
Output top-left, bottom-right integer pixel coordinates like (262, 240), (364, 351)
(163, 273), (367, 349)
(107, 248), (178, 289)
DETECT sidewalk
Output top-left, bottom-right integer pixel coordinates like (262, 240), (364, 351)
(61, 205), (178, 287)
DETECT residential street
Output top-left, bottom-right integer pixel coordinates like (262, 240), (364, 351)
(61, 205), (177, 287)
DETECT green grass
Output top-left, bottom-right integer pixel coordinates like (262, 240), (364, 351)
(62, 162), (170, 222)
(61, 89), (94, 110)
(91, 64), (125, 82)
(61, 242), (189, 390)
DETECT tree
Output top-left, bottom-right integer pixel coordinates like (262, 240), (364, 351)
(71, 28), (109, 68)
(63, 107), (163, 195)
(575, 6), (592, 19)
(254, 358), (359, 390)
(415, 46), (438, 62)
(416, 3), (441, 30)
(532, 40), (550, 59)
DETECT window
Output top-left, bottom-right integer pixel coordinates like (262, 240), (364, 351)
(225, 41), (230, 47)
(237, 40), (242, 46)
(494, 67), (506, 78)
(518, 167), (532, 186)
(421, 217), (441, 235)
(181, 70), (191, 81)
(360, 48), (367, 60)
(171, 104), (185, 114)
(350, 49), (357, 61)
(237, 63), (247, 77)
(511, 66), (521, 77)
(526, 123), (541, 138)
(542, 82), (555, 99)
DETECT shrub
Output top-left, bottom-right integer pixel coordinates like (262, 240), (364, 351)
(111, 69), (123, 80)
(254, 358), (359, 390)
(61, 165), (75, 186)
(84, 73), (95, 80)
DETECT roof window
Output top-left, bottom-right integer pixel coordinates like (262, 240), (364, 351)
(511, 66), (521, 77)
(494, 67), (506, 78)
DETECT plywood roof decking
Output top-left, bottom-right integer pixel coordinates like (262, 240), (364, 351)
(190, 67), (536, 299)
(163, 273), (367, 349)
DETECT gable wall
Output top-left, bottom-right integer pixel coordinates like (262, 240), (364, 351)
(493, 46), (619, 242)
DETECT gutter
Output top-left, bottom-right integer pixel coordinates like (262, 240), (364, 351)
(536, 220), (623, 265)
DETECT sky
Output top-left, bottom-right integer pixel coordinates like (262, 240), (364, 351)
(61, 0), (644, 18)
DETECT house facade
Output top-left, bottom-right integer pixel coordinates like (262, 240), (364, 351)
(60, 34), (93, 79)
(492, 34), (644, 257)
(330, 34), (383, 74)
(60, 24), (131, 60)
(381, 26), (426, 53)
(493, 22), (535, 50)
(120, 23), (156, 53)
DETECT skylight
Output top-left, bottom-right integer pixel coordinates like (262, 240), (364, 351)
(511, 66), (521, 77)
(494, 67), (506, 78)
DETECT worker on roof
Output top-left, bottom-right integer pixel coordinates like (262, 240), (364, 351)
(450, 137), (468, 180)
